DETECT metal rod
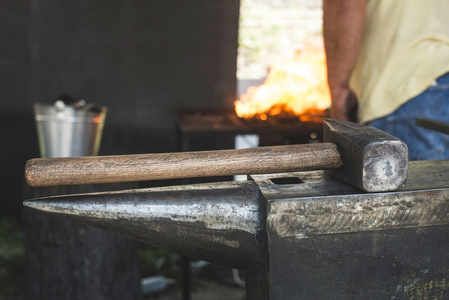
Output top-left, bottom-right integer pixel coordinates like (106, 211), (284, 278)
(416, 117), (449, 135)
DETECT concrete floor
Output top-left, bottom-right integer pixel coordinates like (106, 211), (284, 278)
(145, 280), (247, 300)
(145, 265), (247, 300)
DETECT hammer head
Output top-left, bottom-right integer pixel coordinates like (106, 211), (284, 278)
(324, 119), (408, 192)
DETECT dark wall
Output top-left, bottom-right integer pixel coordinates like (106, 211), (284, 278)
(0, 2), (34, 216)
(0, 0), (240, 215)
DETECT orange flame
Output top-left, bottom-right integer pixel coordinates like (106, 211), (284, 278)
(235, 49), (330, 121)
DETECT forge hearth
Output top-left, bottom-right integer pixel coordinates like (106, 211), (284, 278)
(177, 108), (328, 148)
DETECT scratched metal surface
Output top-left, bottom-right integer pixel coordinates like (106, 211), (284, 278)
(252, 160), (449, 200)
(323, 119), (409, 192)
(252, 160), (449, 299)
(25, 180), (265, 270)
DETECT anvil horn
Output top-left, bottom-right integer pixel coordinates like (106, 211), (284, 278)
(24, 181), (265, 270)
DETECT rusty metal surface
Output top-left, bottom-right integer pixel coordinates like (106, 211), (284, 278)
(252, 160), (449, 236)
(268, 188), (449, 237)
(252, 160), (449, 299)
(323, 119), (408, 192)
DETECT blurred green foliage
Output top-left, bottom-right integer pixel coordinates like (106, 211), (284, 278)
(0, 217), (24, 298)
(138, 243), (210, 294)
(138, 243), (180, 279)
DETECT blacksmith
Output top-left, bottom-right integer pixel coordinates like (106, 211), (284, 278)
(323, 0), (449, 160)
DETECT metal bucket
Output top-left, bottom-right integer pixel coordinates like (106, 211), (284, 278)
(34, 101), (107, 158)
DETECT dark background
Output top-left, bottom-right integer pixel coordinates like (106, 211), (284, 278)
(0, 0), (240, 217)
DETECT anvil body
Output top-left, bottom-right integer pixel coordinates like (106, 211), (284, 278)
(25, 160), (449, 299)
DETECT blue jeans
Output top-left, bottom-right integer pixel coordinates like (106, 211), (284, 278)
(366, 73), (449, 161)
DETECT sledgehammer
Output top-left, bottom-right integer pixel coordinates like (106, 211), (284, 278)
(24, 119), (408, 192)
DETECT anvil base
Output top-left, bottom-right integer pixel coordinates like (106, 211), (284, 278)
(252, 160), (449, 299)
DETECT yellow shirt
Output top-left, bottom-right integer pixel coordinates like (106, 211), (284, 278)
(350, 0), (449, 124)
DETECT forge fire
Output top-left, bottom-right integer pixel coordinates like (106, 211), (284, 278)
(234, 48), (331, 122)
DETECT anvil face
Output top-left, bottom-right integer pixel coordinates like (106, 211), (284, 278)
(251, 160), (449, 299)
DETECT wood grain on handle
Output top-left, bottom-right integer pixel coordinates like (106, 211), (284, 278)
(25, 143), (342, 187)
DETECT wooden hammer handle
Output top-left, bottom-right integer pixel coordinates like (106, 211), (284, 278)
(25, 143), (342, 187)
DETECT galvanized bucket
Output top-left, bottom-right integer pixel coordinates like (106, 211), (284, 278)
(34, 101), (107, 158)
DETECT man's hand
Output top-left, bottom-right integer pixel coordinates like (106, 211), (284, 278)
(329, 87), (358, 122)
(323, 0), (366, 122)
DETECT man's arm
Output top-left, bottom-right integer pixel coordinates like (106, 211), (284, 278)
(323, 0), (366, 122)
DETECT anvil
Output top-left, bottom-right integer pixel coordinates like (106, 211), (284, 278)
(25, 160), (449, 299)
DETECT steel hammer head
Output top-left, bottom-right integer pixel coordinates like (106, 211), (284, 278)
(324, 119), (408, 192)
